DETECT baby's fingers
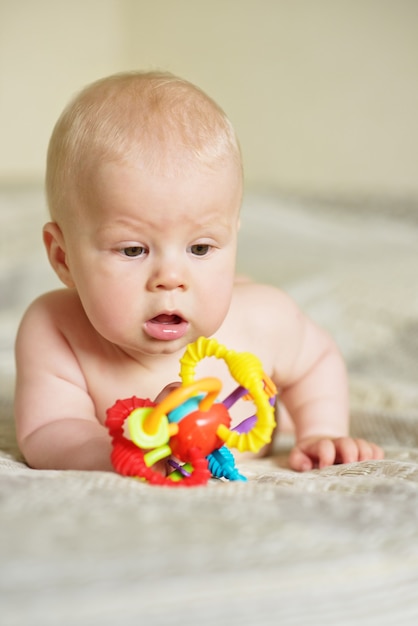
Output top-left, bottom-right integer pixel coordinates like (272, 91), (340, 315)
(289, 438), (337, 471)
(333, 437), (362, 464)
(352, 438), (384, 462)
(288, 446), (314, 472)
(332, 437), (385, 464)
(289, 437), (384, 472)
(154, 381), (181, 403)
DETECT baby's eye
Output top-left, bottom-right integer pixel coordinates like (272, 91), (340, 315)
(190, 244), (211, 256)
(121, 246), (147, 257)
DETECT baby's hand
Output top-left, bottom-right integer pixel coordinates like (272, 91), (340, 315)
(154, 382), (181, 403)
(289, 436), (384, 472)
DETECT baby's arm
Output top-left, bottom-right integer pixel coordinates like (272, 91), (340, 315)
(263, 287), (384, 470)
(281, 322), (383, 470)
(14, 295), (113, 471)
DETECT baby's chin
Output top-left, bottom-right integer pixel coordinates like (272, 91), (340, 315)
(118, 333), (195, 360)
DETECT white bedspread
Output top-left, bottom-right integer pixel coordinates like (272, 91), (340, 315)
(1, 187), (418, 625)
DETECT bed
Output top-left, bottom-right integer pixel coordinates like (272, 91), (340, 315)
(1, 187), (418, 625)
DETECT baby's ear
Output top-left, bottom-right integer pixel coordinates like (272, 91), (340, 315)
(43, 222), (75, 288)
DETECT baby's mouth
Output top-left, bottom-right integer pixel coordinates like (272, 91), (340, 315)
(144, 313), (189, 341)
(151, 314), (183, 325)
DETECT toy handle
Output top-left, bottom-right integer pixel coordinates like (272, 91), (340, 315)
(143, 377), (222, 435)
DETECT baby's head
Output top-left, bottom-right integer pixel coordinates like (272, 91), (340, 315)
(43, 72), (243, 353)
(46, 71), (242, 225)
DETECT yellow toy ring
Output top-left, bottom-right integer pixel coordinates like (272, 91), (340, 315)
(179, 337), (277, 453)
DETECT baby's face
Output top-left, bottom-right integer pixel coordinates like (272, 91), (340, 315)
(60, 157), (242, 358)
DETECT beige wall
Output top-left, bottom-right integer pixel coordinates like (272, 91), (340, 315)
(1, 0), (417, 198)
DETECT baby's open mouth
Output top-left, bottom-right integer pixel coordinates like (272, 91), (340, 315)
(144, 313), (189, 341)
(150, 314), (183, 325)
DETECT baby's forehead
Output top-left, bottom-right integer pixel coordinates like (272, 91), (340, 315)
(70, 153), (242, 227)
(112, 146), (241, 181)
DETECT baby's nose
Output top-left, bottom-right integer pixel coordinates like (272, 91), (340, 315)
(147, 259), (188, 291)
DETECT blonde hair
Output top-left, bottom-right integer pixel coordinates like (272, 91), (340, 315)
(46, 71), (242, 221)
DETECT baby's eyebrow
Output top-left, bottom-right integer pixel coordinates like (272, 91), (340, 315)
(95, 218), (146, 236)
(193, 215), (235, 233)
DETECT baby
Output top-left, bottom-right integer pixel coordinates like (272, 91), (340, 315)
(14, 71), (383, 473)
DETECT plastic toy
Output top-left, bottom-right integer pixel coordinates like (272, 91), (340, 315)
(105, 336), (277, 487)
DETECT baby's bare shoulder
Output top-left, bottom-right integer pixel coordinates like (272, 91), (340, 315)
(231, 281), (301, 316)
(21, 288), (82, 319)
(16, 289), (92, 365)
(221, 282), (305, 349)
(18, 289), (87, 336)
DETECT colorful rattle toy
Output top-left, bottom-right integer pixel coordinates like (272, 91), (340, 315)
(105, 337), (277, 487)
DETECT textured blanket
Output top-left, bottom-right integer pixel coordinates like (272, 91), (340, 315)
(1, 188), (417, 625)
